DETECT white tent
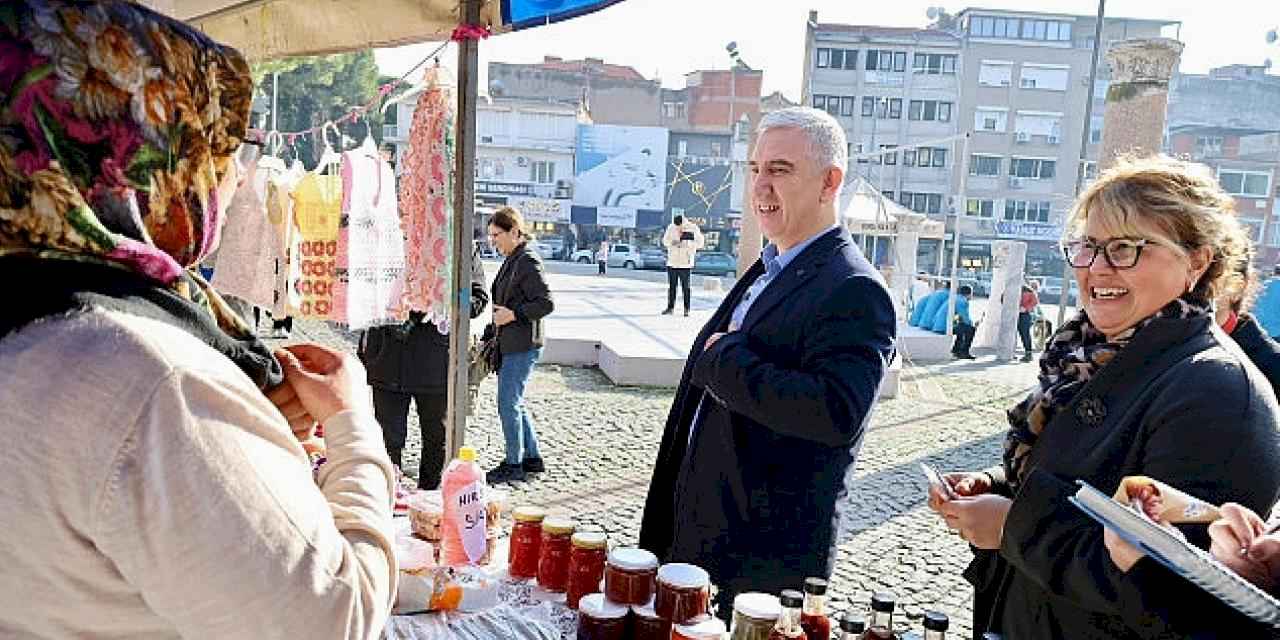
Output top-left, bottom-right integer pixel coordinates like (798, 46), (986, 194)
(839, 176), (944, 239)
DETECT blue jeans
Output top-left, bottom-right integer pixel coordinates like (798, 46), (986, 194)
(497, 347), (542, 465)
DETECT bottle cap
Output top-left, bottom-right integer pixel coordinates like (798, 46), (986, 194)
(608, 547), (659, 571)
(571, 531), (608, 549)
(923, 610), (950, 632)
(541, 516), (576, 535)
(779, 590), (804, 608)
(733, 592), (781, 620)
(457, 446), (477, 462)
(870, 593), (896, 613)
(512, 505), (547, 523)
(803, 577), (828, 596)
(839, 611), (866, 633)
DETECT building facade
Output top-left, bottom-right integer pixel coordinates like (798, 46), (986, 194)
(489, 56), (661, 127)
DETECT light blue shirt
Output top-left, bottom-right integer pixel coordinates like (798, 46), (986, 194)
(690, 225), (838, 446)
(728, 226), (838, 331)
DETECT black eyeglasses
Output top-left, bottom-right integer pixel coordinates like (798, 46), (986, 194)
(1062, 237), (1152, 269)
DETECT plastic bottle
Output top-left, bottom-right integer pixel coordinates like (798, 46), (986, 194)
(440, 446), (487, 566)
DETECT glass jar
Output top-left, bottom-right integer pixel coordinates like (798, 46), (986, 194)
(768, 590), (805, 640)
(576, 593), (628, 640)
(730, 592), (781, 640)
(566, 531), (609, 609)
(507, 506), (546, 579)
(537, 516), (576, 593)
(604, 548), (659, 605)
(632, 601), (671, 640)
(655, 563), (711, 625)
(860, 593), (897, 640)
(672, 615), (727, 640)
(800, 578), (831, 640)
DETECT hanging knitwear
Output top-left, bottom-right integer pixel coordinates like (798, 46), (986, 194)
(292, 171), (342, 320)
(334, 139), (407, 329)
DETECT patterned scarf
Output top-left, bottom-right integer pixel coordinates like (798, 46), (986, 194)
(0, 1), (279, 388)
(1003, 295), (1212, 491)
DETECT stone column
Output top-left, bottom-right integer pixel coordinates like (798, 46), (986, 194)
(1099, 38), (1184, 170)
(973, 240), (1027, 360)
(891, 214), (924, 321)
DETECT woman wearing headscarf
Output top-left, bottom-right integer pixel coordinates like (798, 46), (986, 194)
(0, 2), (396, 638)
(926, 155), (1280, 638)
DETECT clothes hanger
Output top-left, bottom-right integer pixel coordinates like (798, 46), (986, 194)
(258, 131), (287, 172)
(313, 122), (342, 175)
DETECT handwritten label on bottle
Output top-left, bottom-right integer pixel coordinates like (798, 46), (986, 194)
(455, 481), (487, 563)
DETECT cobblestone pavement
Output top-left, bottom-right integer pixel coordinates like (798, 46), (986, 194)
(286, 321), (1038, 638)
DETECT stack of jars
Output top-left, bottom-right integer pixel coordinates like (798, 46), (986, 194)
(578, 551), (718, 640)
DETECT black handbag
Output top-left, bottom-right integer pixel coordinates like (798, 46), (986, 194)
(470, 324), (502, 381)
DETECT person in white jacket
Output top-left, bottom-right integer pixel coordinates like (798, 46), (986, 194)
(662, 215), (706, 316)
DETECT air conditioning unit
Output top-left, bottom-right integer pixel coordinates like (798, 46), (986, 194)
(516, 156), (529, 167)
(1047, 135), (1060, 145)
(1014, 131), (1030, 143)
(1009, 177), (1025, 188)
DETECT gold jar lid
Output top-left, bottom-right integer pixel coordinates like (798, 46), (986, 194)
(513, 506), (547, 523)
(571, 531), (608, 549)
(542, 516), (576, 535)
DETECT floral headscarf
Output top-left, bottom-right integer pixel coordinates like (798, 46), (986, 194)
(0, 0), (251, 291)
(0, 1), (281, 387)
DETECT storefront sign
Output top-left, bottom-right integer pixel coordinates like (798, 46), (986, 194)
(508, 197), (571, 223)
(477, 181), (537, 197)
(995, 221), (1060, 241)
(596, 206), (638, 229)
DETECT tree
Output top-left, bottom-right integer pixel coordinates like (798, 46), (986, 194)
(251, 51), (385, 167)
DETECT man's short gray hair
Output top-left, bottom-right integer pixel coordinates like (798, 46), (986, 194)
(756, 107), (848, 172)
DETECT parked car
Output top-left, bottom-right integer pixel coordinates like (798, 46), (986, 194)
(570, 243), (645, 269)
(474, 239), (499, 260)
(639, 246), (668, 270)
(539, 236), (565, 260)
(1038, 276), (1080, 305)
(692, 251), (737, 277)
(531, 241), (556, 261)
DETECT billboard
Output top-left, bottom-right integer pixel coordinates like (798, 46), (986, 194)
(574, 124), (669, 228)
(666, 158), (732, 222)
(508, 197), (572, 224)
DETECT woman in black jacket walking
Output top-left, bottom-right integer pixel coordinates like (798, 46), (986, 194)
(485, 207), (555, 484)
(927, 156), (1280, 639)
(358, 246), (489, 489)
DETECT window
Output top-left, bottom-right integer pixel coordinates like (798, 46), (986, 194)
(915, 53), (958, 74)
(908, 100), (953, 122)
(888, 98), (902, 119)
(1219, 170), (1271, 197)
(971, 16), (995, 37)
(902, 149), (916, 166)
(970, 15), (1071, 41)
(866, 49), (906, 72)
(823, 96), (841, 117)
(970, 155), (1002, 176)
(1020, 65), (1069, 91)
(1005, 200), (1051, 222)
(880, 145), (898, 165)
(898, 192), (944, 214)
(1009, 157), (1056, 179)
(662, 101), (685, 119)
(531, 160), (555, 184)
(841, 97), (855, 117)
(813, 95), (826, 110)
(816, 48), (831, 69)
(979, 61), (1013, 86)
(843, 49), (859, 70)
(1083, 161), (1098, 181)
(894, 51), (908, 72)
(862, 97), (875, 117)
(1271, 220), (1280, 248)
(976, 107), (1008, 132)
(1196, 136), (1224, 157)
(829, 49), (845, 70)
(1014, 112), (1064, 140)
(709, 142), (723, 157)
(916, 147), (947, 168)
(967, 198), (996, 217)
(883, 191), (894, 201)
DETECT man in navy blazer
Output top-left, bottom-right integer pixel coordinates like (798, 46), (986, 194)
(639, 107), (897, 617)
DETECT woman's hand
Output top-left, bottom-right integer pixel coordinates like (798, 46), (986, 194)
(1210, 503), (1280, 593)
(493, 305), (516, 327)
(927, 471), (993, 513)
(266, 372), (315, 441)
(937, 495), (1012, 550)
(1104, 529), (1146, 572)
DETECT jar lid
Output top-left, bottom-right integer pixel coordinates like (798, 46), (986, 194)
(870, 592), (896, 613)
(839, 611), (866, 633)
(923, 610), (949, 632)
(657, 562), (710, 589)
(630, 600), (660, 619)
(608, 547), (659, 571)
(672, 615), (726, 638)
(577, 593), (628, 619)
(803, 577), (828, 596)
(571, 531), (608, 549)
(541, 516), (576, 535)
(779, 590), (803, 609)
(512, 506), (546, 523)
(733, 592), (781, 620)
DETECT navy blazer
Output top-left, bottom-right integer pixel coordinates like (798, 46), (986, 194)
(638, 227), (896, 602)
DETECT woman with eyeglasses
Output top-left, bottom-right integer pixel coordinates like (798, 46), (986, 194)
(484, 207), (555, 484)
(925, 155), (1280, 639)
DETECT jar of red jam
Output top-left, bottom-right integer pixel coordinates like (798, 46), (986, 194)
(672, 615), (727, 640)
(655, 563), (711, 625)
(604, 547), (660, 605)
(537, 516), (576, 593)
(576, 593), (628, 640)
(566, 531), (608, 609)
(632, 601), (671, 640)
(507, 506), (546, 579)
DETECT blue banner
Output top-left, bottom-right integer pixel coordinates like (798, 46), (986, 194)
(502, 0), (627, 31)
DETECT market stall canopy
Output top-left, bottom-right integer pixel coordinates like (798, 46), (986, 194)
(143, 0), (624, 61)
(840, 176), (945, 239)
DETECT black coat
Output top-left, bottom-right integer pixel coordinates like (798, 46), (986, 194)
(1233, 313), (1280, 396)
(490, 242), (554, 355)
(967, 315), (1280, 640)
(638, 228), (896, 603)
(358, 253), (489, 393)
